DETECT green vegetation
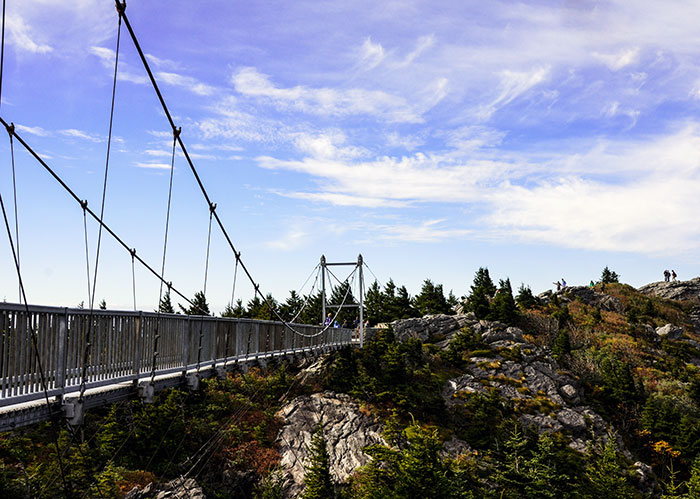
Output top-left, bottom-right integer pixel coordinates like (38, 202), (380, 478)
(5, 266), (700, 497)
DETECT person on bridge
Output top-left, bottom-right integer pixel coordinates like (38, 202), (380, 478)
(324, 313), (332, 327)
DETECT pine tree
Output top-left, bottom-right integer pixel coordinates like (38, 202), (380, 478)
(516, 284), (537, 309)
(302, 426), (334, 499)
(158, 290), (175, 314)
(585, 435), (634, 498)
(221, 298), (245, 318)
(279, 290), (304, 322)
(364, 280), (384, 325)
(490, 278), (518, 324)
(394, 285), (415, 319)
(600, 266), (620, 284)
(179, 291), (210, 315)
(467, 267), (496, 319)
(412, 279), (449, 316)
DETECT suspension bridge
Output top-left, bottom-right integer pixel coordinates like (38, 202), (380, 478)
(0, 2), (374, 431)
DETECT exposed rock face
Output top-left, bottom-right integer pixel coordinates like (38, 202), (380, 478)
(275, 391), (386, 497)
(391, 313), (475, 342)
(638, 278), (700, 302)
(442, 327), (609, 453)
(538, 286), (622, 313)
(124, 478), (204, 499)
(655, 323), (684, 340)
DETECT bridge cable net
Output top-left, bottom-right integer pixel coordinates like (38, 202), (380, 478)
(117, 5), (362, 339)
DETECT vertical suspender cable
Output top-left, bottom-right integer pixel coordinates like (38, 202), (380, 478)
(0, 0), (5, 108)
(230, 256), (239, 309)
(131, 251), (137, 311)
(79, 6), (122, 405)
(9, 132), (20, 300)
(202, 204), (214, 297)
(82, 202), (92, 305)
(151, 129), (178, 384)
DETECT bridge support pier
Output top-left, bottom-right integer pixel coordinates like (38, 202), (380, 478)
(62, 399), (85, 426)
(138, 382), (155, 404)
(186, 373), (200, 392)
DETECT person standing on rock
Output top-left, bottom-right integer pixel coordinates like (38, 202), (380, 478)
(553, 281), (561, 292)
(664, 270), (670, 282)
(672, 270), (677, 281)
(561, 278), (567, 289)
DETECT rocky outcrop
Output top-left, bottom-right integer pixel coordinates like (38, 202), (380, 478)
(442, 327), (609, 453)
(275, 391), (386, 497)
(538, 286), (622, 313)
(655, 323), (684, 340)
(124, 478), (204, 499)
(391, 313), (475, 342)
(638, 278), (700, 302)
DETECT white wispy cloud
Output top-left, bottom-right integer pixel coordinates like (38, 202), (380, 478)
(91, 46), (148, 84)
(356, 37), (386, 71)
(593, 47), (640, 71)
(479, 66), (550, 119)
(231, 67), (422, 123)
(134, 162), (172, 170)
(15, 124), (49, 137)
(7, 14), (52, 54)
(59, 129), (102, 142)
(156, 71), (215, 96)
(265, 227), (309, 250)
(374, 219), (473, 243)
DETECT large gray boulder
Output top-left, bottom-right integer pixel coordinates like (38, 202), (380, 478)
(125, 478), (204, 499)
(638, 278), (700, 302)
(275, 391), (386, 497)
(391, 313), (476, 342)
(655, 323), (684, 340)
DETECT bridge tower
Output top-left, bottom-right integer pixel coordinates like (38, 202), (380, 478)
(320, 254), (365, 346)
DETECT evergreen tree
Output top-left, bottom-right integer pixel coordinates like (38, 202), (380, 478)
(279, 290), (305, 322)
(516, 284), (537, 309)
(467, 267), (496, 319)
(412, 279), (449, 316)
(394, 285), (415, 319)
(298, 290), (323, 325)
(302, 426), (334, 499)
(179, 291), (210, 315)
(600, 266), (620, 284)
(552, 330), (571, 360)
(490, 278), (518, 324)
(158, 290), (175, 314)
(585, 436), (634, 498)
(687, 456), (700, 498)
(364, 280), (384, 325)
(329, 282), (357, 325)
(247, 294), (277, 321)
(221, 298), (246, 318)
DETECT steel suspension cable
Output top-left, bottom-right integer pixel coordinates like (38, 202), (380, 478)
(0, 117), (204, 313)
(202, 204), (215, 297)
(82, 203), (93, 305)
(230, 256), (239, 309)
(8, 129), (20, 300)
(151, 129), (179, 384)
(118, 7), (358, 337)
(79, 6), (123, 406)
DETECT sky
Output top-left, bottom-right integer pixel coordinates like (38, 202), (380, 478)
(1, 0), (700, 314)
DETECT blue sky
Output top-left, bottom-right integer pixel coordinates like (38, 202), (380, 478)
(2, 0), (700, 313)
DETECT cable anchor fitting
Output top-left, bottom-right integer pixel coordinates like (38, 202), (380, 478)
(209, 202), (217, 213)
(80, 199), (88, 210)
(115, 1), (126, 15)
(173, 126), (181, 139)
(5, 122), (14, 136)
(130, 248), (137, 258)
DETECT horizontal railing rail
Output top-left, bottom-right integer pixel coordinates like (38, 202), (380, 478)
(0, 302), (355, 409)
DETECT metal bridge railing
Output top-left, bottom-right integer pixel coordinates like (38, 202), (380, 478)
(0, 302), (354, 409)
